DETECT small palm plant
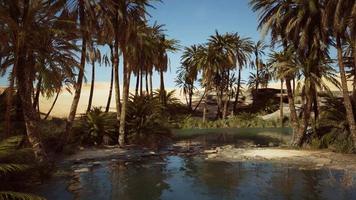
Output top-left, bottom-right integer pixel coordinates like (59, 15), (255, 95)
(126, 94), (172, 147)
(0, 136), (45, 200)
(75, 107), (117, 145)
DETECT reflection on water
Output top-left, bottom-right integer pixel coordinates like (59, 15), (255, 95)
(35, 156), (356, 200)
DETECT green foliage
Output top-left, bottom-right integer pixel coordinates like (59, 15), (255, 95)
(73, 107), (117, 146)
(38, 118), (66, 151)
(0, 192), (45, 200)
(310, 95), (355, 153)
(0, 136), (45, 200)
(126, 95), (172, 147)
(179, 113), (279, 129)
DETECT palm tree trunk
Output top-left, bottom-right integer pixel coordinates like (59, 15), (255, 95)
(149, 72), (153, 95)
(188, 86), (193, 111)
(145, 71), (149, 95)
(233, 67), (242, 114)
(33, 75), (42, 112)
(5, 71), (15, 137)
(336, 36), (356, 147)
(140, 68), (143, 96)
(193, 89), (206, 112)
(222, 98), (228, 119)
(135, 72), (139, 96)
(16, 52), (47, 163)
(202, 89), (208, 123)
(255, 55), (259, 91)
(66, 41), (86, 136)
(44, 90), (60, 120)
(286, 78), (300, 144)
(294, 92), (312, 146)
(66, 0), (86, 140)
(105, 60), (114, 113)
(353, 47), (356, 103)
(118, 56), (129, 146)
(160, 69), (166, 106)
(87, 59), (95, 113)
(280, 79), (284, 127)
(114, 31), (121, 123)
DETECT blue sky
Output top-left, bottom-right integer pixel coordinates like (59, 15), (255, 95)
(0, 0), (267, 88)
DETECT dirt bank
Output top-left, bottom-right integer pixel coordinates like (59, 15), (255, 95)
(205, 145), (356, 171)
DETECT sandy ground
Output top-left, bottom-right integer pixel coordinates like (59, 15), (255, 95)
(206, 146), (356, 171)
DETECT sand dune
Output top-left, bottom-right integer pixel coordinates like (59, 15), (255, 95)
(0, 76), (352, 118)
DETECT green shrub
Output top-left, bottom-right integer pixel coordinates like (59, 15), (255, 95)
(73, 107), (118, 146)
(178, 113), (280, 129)
(0, 136), (45, 200)
(126, 95), (172, 147)
(39, 118), (66, 151)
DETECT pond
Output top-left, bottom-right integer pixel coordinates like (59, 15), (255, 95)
(34, 155), (356, 200)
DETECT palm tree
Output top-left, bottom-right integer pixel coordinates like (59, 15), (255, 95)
(250, 0), (335, 146)
(325, 0), (356, 147)
(65, 0), (98, 142)
(87, 45), (101, 113)
(251, 41), (267, 90)
(179, 45), (200, 110)
(206, 31), (237, 119)
(230, 34), (253, 114)
(0, 0), (79, 162)
(115, 0), (156, 147)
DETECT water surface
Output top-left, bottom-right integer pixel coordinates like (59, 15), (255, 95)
(35, 155), (356, 200)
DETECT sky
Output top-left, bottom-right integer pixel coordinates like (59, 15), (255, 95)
(0, 0), (268, 88)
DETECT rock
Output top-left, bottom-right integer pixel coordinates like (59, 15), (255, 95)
(204, 149), (218, 154)
(74, 168), (90, 173)
(79, 146), (84, 151)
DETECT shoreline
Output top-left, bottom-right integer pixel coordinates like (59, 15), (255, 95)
(62, 144), (356, 172)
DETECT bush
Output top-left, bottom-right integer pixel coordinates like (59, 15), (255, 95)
(313, 94), (355, 153)
(0, 136), (46, 200)
(73, 107), (118, 146)
(178, 113), (280, 129)
(311, 127), (354, 153)
(126, 95), (172, 148)
(39, 118), (66, 152)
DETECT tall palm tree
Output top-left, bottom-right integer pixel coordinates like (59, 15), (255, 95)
(230, 34), (253, 114)
(179, 45), (200, 110)
(0, 0), (78, 162)
(114, 0), (156, 147)
(325, 0), (356, 146)
(65, 0), (97, 141)
(87, 45), (101, 113)
(251, 41), (267, 90)
(250, 0), (334, 146)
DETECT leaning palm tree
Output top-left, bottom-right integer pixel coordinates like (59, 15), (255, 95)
(0, 0), (78, 162)
(65, 0), (98, 142)
(325, 0), (356, 147)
